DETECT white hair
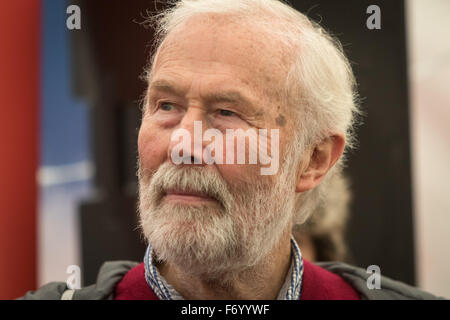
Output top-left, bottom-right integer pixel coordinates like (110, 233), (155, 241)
(143, 0), (361, 224)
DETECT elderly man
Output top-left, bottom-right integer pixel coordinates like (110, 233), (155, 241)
(21, 0), (439, 300)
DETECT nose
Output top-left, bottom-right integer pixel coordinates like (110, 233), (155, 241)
(168, 107), (208, 166)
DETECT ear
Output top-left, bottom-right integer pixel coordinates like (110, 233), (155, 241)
(295, 134), (345, 193)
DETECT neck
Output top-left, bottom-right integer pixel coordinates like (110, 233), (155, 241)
(158, 228), (293, 300)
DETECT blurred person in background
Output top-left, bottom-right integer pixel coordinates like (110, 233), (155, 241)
(293, 170), (351, 263)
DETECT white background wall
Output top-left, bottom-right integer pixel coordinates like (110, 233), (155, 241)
(407, 0), (450, 298)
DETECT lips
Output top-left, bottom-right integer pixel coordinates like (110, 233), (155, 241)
(164, 188), (217, 202)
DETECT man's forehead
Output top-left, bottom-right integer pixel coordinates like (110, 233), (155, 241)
(152, 14), (291, 88)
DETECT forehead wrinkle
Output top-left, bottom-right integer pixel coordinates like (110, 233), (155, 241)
(204, 91), (257, 111)
(148, 79), (186, 97)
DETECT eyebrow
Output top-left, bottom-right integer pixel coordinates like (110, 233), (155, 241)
(148, 79), (261, 115)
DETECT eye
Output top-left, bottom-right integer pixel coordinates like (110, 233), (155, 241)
(219, 109), (235, 117)
(160, 102), (175, 111)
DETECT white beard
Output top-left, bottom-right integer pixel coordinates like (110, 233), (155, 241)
(138, 162), (296, 280)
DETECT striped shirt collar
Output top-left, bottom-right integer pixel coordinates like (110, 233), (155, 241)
(144, 236), (304, 300)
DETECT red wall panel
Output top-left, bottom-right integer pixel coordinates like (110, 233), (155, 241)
(0, 0), (41, 299)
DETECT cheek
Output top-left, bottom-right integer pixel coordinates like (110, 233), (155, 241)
(138, 123), (170, 170)
(215, 163), (260, 187)
(214, 133), (278, 185)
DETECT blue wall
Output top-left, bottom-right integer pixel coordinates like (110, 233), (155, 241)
(41, 0), (90, 167)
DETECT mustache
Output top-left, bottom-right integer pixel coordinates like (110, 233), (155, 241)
(140, 162), (233, 212)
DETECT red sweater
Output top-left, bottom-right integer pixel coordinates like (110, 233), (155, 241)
(114, 259), (360, 300)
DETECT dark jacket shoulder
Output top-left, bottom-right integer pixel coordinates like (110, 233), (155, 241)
(317, 261), (443, 300)
(18, 261), (138, 300)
